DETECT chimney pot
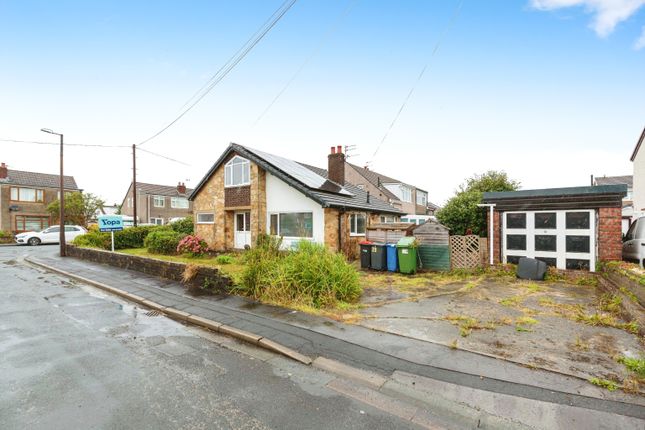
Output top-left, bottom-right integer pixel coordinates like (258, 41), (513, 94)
(177, 182), (187, 194)
(0, 162), (7, 179)
(337, 145), (342, 154)
(330, 146), (335, 154)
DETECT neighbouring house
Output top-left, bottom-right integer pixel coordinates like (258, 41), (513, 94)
(482, 185), (626, 272)
(594, 175), (633, 234)
(426, 201), (440, 216)
(630, 126), (645, 220)
(120, 182), (193, 225)
(188, 144), (402, 257)
(344, 162), (432, 216)
(0, 162), (80, 233)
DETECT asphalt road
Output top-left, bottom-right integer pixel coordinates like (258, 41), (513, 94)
(0, 245), (419, 430)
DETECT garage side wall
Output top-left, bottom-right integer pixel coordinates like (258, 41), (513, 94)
(488, 210), (502, 265)
(598, 207), (622, 262)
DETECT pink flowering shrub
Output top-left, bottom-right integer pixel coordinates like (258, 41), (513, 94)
(177, 235), (209, 257)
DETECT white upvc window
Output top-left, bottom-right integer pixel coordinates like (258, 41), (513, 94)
(153, 195), (165, 207)
(196, 213), (215, 224)
(269, 212), (314, 238)
(416, 191), (427, 206)
(350, 213), (366, 236)
(225, 156), (251, 187)
(380, 215), (396, 223)
(400, 186), (412, 203)
(171, 197), (189, 209)
(150, 217), (164, 225)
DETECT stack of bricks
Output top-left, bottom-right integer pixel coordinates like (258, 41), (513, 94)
(598, 207), (623, 261)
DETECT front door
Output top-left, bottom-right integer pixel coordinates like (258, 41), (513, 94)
(234, 211), (251, 249)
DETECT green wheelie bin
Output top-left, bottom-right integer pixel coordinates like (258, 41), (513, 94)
(396, 237), (418, 274)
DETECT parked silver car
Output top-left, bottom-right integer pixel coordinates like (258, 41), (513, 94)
(623, 217), (645, 267)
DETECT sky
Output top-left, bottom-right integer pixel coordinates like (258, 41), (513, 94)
(1, 0), (644, 206)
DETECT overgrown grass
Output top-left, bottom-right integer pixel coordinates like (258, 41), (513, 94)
(234, 236), (361, 309)
(499, 295), (523, 307)
(617, 355), (645, 377)
(588, 377), (619, 391)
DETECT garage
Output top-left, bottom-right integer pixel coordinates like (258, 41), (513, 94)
(483, 185), (627, 272)
(502, 209), (595, 271)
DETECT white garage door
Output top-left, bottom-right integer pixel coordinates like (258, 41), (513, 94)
(502, 210), (596, 272)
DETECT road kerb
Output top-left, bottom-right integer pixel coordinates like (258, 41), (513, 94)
(219, 325), (263, 344)
(258, 338), (313, 365)
(140, 299), (167, 312)
(313, 356), (388, 389)
(163, 307), (191, 321)
(187, 314), (223, 332)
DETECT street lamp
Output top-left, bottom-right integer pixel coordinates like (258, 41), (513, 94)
(477, 203), (496, 266)
(41, 128), (66, 257)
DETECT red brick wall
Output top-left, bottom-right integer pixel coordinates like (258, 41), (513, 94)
(487, 210), (502, 265)
(598, 207), (622, 261)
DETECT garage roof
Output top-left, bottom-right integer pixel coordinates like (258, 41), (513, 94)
(483, 185), (627, 211)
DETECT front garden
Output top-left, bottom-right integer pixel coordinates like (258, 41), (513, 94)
(71, 223), (645, 395)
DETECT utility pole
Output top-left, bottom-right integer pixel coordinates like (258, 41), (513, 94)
(132, 144), (138, 227)
(41, 128), (66, 257)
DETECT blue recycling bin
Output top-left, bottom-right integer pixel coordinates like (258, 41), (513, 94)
(386, 243), (398, 272)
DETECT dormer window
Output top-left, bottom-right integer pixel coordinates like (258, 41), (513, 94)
(225, 156), (251, 187)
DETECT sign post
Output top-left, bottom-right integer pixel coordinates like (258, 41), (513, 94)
(98, 215), (124, 252)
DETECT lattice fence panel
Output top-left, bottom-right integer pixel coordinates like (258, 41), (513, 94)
(450, 235), (482, 269)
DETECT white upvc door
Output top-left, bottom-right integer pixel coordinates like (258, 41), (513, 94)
(502, 210), (596, 272)
(234, 211), (251, 249)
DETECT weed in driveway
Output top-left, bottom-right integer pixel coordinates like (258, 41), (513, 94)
(617, 355), (645, 377)
(524, 283), (543, 293)
(598, 294), (622, 314)
(499, 295), (523, 307)
(449, 339), (458, 349)
(622, 376), (642, 394)
(619, 287), (639, 304)
(515, 326), (533, 332)
(575, 312), (640, 334)
(444, 315), (490, 337)
(517, 316), (538, 326)
(573, 336), (590, 351)
(588, 377), (619, 391)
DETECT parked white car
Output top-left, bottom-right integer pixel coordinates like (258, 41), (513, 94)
(15, 225), (87, 246)
(623, 216), (645, 267)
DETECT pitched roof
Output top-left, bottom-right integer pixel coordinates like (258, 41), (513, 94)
(630, 126), (645, 161)
(0, 168), (79, 190)
(594, 175), (633, 187)
(131, 182), (193, 197)
(346, 163), (401, 201)
(190, 144), (402, 214)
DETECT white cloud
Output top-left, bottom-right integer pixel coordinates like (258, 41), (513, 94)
(531, 0), (645, 37)
(635, 25), (645, 48)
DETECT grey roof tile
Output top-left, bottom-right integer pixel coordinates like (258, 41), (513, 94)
(0, 169), (79, 190)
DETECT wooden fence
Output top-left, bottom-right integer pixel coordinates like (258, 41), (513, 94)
(450, 235), (488, 269)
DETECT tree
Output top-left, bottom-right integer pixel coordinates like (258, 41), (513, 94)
(437, 171), (520, 236)
(47, 192), (105, 227)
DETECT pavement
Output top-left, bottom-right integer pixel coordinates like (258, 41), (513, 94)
(10, 245), (645, 428)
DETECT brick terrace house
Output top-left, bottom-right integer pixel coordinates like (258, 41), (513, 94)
(188, 144), (402, 257)
(344, 163), (431, 217)
(482, 185), (626, 272)
(0, 162), (80, 233)
(120, 182), (193, 225)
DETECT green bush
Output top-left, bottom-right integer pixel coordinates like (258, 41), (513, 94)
(215, 255), (233, 264)
(171, 217), (194, 235)
(144, 230), (184, 255)
(236, 235), (361, 308)
(72, 230), (111, 249)
(114, 225), (161, 249)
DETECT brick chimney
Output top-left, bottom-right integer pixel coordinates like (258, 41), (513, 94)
(177, 182), (186, 194)
(0, 163), (7, 179)
(328, 146), (345, 185)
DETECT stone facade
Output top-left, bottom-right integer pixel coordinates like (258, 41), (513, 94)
(66, 245), (231, 293)
(323, 209), (382, 259)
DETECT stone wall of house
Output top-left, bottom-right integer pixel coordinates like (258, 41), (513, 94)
(66, 245), (231, 293)
(598, 207), (623, 261)
(324, 208), (340, 252)
(488, 210), (502, 265)
(249, 164), (266, 245)
(192, 152), (266, 251)
(324, 209), (384, 259)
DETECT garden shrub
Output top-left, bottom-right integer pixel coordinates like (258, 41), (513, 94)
(114, 225), (160, 249)
(171, 217), (194, 235)
(237, 236), (361, 308)
(215, 255), (233, 264)
(144, 230), (183, 255)
(73, 230), (111, 249)
(177, 235), (209, 257)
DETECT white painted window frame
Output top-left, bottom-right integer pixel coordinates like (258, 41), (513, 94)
(171, 197), (189, 209)
(502, 209), (596, 272)
(149, 217), (164, 225)
(268, 211), (314, 239)
(196, 213), (215, 224)
(225, 156), (251, 188)
(416, 191), (427, 206)
(349, 213), (367, 236)
(153, 195), (165, 208)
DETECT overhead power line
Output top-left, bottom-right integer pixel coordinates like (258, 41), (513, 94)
(252, 0), (359, 127)
(136, 0), (298, 147)
(370, 0), (464, 162)
(137, 146), (191, 166)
